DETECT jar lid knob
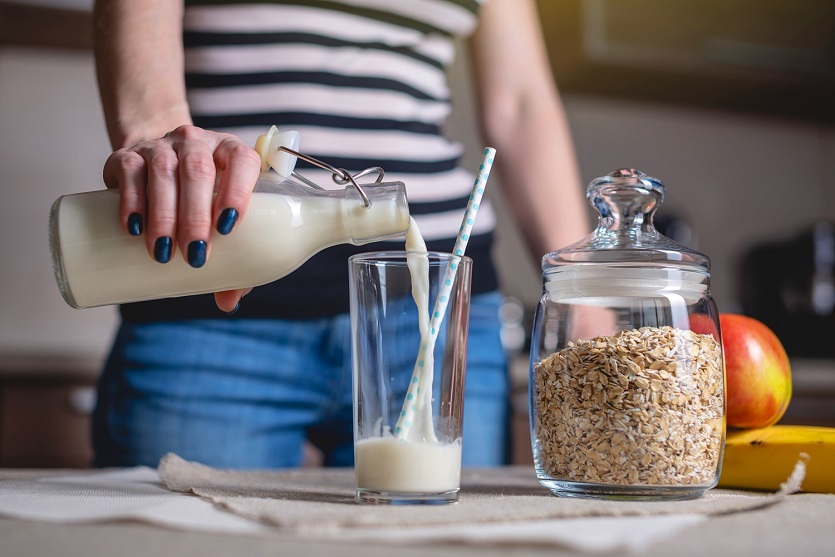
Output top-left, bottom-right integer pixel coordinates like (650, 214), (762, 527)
(587, 168), (666, 224)
(601, 168), (666, 201)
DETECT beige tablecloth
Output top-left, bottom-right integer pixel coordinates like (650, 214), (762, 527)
(159, 453), (802, 532)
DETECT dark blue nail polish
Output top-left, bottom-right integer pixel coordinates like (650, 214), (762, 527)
(217, 208), (238, 235)
(154, 237), (172, 263)
(188, 240), (207, 268)
(225, 301), (240, 315)
(127, 213), (143, 236)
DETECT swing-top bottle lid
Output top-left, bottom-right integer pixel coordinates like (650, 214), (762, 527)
(542, 168), (710, 272)
(255, 126), (300, 177)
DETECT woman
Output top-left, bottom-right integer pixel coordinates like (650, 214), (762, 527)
(91, 0), (588, 468)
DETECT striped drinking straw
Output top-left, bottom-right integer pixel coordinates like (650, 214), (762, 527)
(395, 147), (497, 439)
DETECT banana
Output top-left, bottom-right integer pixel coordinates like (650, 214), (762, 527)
(718, 425), (835, 493)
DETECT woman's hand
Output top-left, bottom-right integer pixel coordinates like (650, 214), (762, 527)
(102, 125), (262, 312)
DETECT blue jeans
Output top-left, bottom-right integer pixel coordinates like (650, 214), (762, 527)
(92, 292), (509, 468)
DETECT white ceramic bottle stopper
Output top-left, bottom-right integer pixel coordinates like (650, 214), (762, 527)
(254, 126), (300, 177)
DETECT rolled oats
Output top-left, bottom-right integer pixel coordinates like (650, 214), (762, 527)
(532, 326), (724, 486)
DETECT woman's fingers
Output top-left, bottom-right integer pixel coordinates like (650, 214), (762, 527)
(214, 287), (252, 314)
(103, 125), (261, 268)
(169, 128), (217, 268)
(104, 149), (148, 238)
(213, 135), (262, 235)
(140, 140), (180, 263)
(103, 125), (263, 309)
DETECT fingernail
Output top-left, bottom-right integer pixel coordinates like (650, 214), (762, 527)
(225, 301), (241, 315)
(154, 237), (172, 263)
(217, 208), (238, 235)
(188, 240), (207, 268)
(127, 213), (143, 236)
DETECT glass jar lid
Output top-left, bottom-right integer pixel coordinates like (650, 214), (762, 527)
(543, 168), (709, 272)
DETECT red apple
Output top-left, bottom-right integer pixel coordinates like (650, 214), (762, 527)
(719, 314), (792, 429)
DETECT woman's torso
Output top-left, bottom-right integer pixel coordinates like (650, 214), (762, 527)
(121, 0), (498, 321)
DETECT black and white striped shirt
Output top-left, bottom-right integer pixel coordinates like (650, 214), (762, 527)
(122, 0), (499, 320)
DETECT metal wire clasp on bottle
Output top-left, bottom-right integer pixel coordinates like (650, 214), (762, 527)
(278, 146), (383, 208)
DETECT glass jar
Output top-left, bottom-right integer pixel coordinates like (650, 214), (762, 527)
(529, 169), (725, 500)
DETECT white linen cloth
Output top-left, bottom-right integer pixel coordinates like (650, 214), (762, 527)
(0, 467), (266, 534)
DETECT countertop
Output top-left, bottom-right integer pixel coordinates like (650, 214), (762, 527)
(2, 468), (834, 557)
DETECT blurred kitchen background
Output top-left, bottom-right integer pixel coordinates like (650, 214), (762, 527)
(1, 0), (834, 467)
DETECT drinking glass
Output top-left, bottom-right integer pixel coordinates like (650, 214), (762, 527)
(349, 251), (472, 504)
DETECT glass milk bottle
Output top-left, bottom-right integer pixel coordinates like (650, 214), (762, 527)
(49, 129), (410, 309)
(529, 169), (725, 500)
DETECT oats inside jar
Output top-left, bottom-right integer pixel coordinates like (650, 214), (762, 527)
(532, 326), (724, 486)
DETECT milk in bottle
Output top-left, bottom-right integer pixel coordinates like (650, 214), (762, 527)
(49, 171), (410, 309)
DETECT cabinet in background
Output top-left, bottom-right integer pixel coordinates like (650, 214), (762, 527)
(0, 355), (98, 468)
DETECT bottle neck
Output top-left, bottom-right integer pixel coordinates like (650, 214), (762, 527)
(253, 172), (411, 245)
(342, 182), (410, 244)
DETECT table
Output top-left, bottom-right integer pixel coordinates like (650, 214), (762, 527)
(2, 468), (834, 557)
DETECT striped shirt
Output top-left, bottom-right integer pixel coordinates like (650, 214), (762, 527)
(121, 0), (499, 321)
